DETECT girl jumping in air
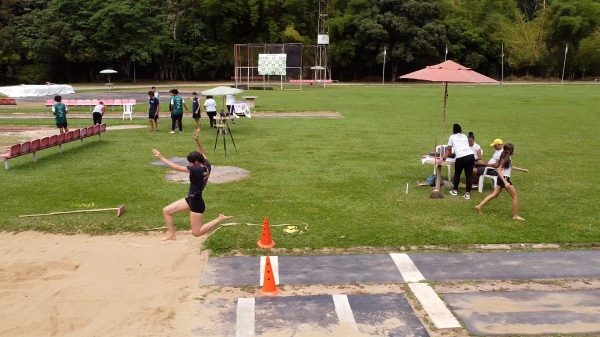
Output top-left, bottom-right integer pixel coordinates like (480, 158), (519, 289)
(475, 143), (529, 221)
(152, 128), (232, 240)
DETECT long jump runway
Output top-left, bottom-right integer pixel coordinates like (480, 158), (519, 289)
(198, 251), (600, 336)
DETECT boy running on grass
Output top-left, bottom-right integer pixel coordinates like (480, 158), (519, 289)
(152, 127), (232, 240)
(52, 95), (68, 134)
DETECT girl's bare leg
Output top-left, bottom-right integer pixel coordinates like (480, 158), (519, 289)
(506, 186), (524, 220)
(475, 187), (501, 212)
(162, 198), (190, 240)
(190, 213), (233, 237)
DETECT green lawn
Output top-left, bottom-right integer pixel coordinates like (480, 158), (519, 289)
(1, 84), (599, 254)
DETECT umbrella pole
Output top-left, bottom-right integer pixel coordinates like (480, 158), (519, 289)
(431, 82), (448, 199)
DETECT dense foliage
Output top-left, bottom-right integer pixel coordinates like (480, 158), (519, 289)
(0, 0), (598, 83)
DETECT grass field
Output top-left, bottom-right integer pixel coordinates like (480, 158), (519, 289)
(1, 84), (599, 254)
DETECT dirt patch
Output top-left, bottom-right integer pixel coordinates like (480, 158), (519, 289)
(166, 166), (250, 184)
(0, 126), (58, 151)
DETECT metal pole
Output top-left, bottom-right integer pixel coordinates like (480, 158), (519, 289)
(561, 44), (568, 83)
(382, 46), (386, 84)
(501, 43), (504, 84)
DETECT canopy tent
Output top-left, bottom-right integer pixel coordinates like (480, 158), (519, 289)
(399, 60), (498, 198)
(0, 84), (75, 98)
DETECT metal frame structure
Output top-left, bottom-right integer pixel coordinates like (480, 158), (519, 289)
(233, 43), (304, 90)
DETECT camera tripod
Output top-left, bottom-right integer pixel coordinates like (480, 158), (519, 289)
(213, 111), (238, 156)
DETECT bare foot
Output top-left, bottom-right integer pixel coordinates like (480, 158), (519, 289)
(162, 234), (176, 241)
(512, 215), (525, 221)
(475, 205), (482, 213)
(218, 214), (234, 222)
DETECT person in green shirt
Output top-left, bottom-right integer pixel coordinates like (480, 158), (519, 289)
(51, 95), (69, 134)
(169, 89), (188, 134)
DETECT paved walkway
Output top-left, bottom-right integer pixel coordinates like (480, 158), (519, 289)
(195, 250), (600, 336)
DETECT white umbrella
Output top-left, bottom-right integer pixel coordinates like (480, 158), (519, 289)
(201, 86), (245, 115)
(99, 69), (118, 84)
(200, 86), (243, 96)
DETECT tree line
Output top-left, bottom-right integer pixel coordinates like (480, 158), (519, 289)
(0, 0), (598, 84)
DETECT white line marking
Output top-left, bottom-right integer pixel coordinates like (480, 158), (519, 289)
(236, 297), (255, 337)
(408, 283), (461, 329)
(332, 294), (359, 332)
(389, 253), (425, 282)
(259, 256), (279, 286)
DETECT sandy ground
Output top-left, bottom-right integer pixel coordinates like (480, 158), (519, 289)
(0, 231), (209, 337)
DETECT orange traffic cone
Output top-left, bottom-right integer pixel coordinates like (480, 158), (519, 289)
(257, 216), (275, 248)
(260, 256), (279, 296)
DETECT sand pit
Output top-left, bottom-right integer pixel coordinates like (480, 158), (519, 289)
(0, 231), (209, 337)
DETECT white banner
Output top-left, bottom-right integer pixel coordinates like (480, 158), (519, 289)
(258, 54), (286, 76)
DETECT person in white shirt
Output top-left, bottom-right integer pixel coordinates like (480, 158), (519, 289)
(91, 101), (105, 125)
(226, 94), (235, 114)
(443, 123), (476, 199)
(468, 132), (482, 160)
(204, 95), (217, 128)
(473, 138), (504, 183)
(476, 143), (529, 221)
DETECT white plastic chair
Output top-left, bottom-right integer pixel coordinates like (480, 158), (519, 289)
(478, 166), (498, 193)
(122, 104), (133, 120)
(434, 145), (453, 179)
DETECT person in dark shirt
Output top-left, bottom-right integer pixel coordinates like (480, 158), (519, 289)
(152, 128), (232, 240)
(52, 95), (68, 133)
(147, 91), (160, 132)
(189, 92), (201, 129)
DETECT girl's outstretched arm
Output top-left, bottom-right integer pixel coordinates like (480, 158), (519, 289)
(193, 128), (206, 157)
(152, 149), (189, 172)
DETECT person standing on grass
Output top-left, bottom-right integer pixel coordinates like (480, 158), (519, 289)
(151, 86), (160, 99)
(169, 89), (188, 134)
(476, 143), (529, 221)
(204, 95), (217, 128)
(91, 101), (105, 126)
(152, 128), (233, 240)
(52, 95), (68, 134)
(443, 123), (476, 199)
(190, 92), (201, 129)
(148, 90), (160, 132)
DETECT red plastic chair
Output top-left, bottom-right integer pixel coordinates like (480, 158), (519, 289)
(19, 141), (30, 155)
(72, 129), (80, 139)
(104, 99), (114, 106)
(100, 124), (107, 132)
(93, 125), (101, 134)
(128, 99), (137, 105)
(45, 100), (54, 110)
(64, 131), (73, 142)
(80, 128), (87, 138)
(67, 99), (77, 107)
(39, 137), (50, 149)
(6, 144), (21, 158)
(86, 126), (95, 136)
(91, 99), (99, 105)
(30, 139), (40, 152)
(56, 133), (65, 144)
(48, 135), (57, 146)
(113, 99), (122, 105)
(76, 99), (85, 107)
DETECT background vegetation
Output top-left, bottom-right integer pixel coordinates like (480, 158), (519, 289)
(0, 0), (599, 84)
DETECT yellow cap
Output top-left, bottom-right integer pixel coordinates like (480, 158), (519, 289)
(490, 138), (503, 146)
